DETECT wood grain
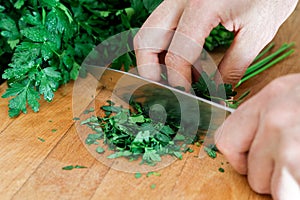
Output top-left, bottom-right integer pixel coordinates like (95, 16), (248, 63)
(1, 3), (300, 200)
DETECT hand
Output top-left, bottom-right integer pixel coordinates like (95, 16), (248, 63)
(215, 74), (300, 199)
(134, 0), (298, 91)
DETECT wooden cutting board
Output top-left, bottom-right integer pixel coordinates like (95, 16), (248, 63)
(0, 4), (300, 200)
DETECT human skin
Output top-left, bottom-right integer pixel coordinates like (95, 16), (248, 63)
(215, 74), (300, 199)
(134, 0), (299, 199)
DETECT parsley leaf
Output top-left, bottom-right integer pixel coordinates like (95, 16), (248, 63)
(2, 81), (40, 117)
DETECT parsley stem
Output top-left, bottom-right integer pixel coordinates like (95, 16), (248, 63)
(236, 49), (294, 88)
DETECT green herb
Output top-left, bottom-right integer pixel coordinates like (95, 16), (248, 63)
(51, 129), (57, 133)
(192, 71), (240, 108)
(74, 165), (87, 169)
(73, 117), (80, 121)
(204, 24), (234, 51)
(204, 145), (217, 159)
(146, 171), (161, 177)
(38, 137), (45, 142)
(82, 101), (195, 166)
(218, 167), (225, 173)
(62, 165), (87, 170)
(150, 184), (156, 189)
(83, 107), (95, 114)
(135, 172), (142, 179)
(187, 148), (194, 153)
(62, 165), (74, 170)
(96, 146), (105, 154)
(195, 142), (201, 147)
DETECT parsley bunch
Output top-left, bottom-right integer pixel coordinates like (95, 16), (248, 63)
(1, 0), (94, 117)
(0, 0), (163, 117)
(1, 0), (234, 118)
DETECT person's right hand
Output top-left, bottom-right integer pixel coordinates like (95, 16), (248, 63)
(134, 0), (298, 91)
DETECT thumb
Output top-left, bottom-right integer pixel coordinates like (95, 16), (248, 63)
(215, 26), (276, 85)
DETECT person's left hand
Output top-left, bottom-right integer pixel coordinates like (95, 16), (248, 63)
(215, 73), (300, 199)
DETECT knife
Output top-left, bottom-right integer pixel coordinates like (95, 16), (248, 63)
(84, 66), (233, 157)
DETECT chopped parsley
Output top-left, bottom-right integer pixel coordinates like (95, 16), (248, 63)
(81, 100), (197, 166)
(62, 165), (87, 170)
(218, 167), (225, 173)
(38, 137), (45, 142)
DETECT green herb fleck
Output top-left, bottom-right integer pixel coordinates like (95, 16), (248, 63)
(73, 117), (80, 121)
(62, 165), (87, 170)
(218, 167), (225, 173)
(195, 142), (201, 147)
(51, 129), (57, 133)
(38, 137), (45, 142)
(96, 146), (105, 154)
(146, 172), (161, 177)
(74, 165), (87, 169)
(150, 184), (156, 189)
(204, 146), (217, 159)
(135, 172), (142, 179)
(62, 165), (74, 170)
(84, 107), (95, 114)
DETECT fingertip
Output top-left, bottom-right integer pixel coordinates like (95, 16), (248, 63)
(214, 116), (249, 175)
(215, 134), (248, 175)
(135, 50), (162, 82)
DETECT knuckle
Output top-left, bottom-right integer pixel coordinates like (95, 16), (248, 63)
(264, 111), (284, 131)
(223, 68), (246, 84)
(165, 52), (189, 70)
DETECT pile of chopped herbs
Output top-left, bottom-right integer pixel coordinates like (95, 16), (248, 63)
(0, 0), (234, 118)
(81, 100), (195, 166)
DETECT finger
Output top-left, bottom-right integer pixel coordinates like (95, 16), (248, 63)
(215, 24), (277, 85)
(165, 0), (221, 91)
(134, 0), (186, 82)
(246, 120), (274, 194)
(135, 51), (162, 82)
(214, 98), (260, 174)
(271, 166), (300, 200)
(214, 81), (279, 174)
